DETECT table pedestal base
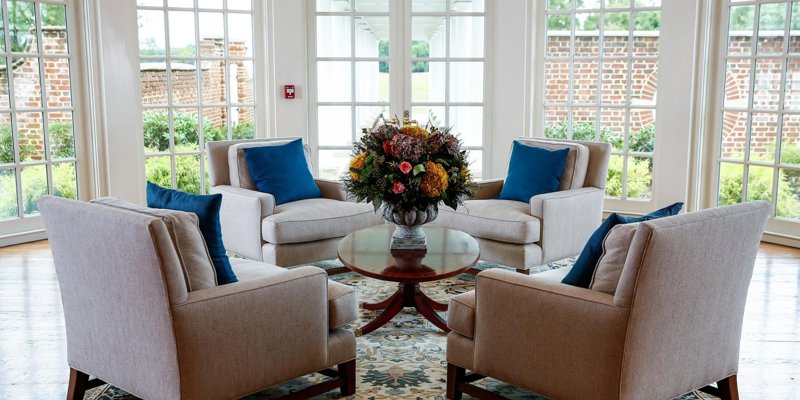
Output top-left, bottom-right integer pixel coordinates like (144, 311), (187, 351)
(358, 283), (449, 335)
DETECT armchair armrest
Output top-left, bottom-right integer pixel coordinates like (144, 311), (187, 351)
(472, 178), (504, 200)
(172, 267), (332, 397)
(529, 187), (604, 262)
(472, 269), (628, 399)
(315, 178), (349, 201)
(211, 185), (275, 260)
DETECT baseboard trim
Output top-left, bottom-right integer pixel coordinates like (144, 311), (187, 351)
(0, 229), (47, 248)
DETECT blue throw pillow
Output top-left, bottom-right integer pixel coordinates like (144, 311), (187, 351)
(561, 202), (684, 288)
(146, 182), (238, 285)
(497, 141), (570, 203)
(242, 139), (321, 205)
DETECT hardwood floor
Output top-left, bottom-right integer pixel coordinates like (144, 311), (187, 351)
(0, 240), (798, 399)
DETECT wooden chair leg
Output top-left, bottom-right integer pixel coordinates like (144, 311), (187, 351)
(67, 368), (89, 400)
(717, 375), (739, 400)
(447, 363), (465, 400)
(338, 359), (356, 396)
(515, 268), (529, 275)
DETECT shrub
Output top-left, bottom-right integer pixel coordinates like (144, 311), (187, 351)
(605, 156), (652, 199)
(48, 123), (75, 159)
(545, 121), (655, 153)
(718, 163), (799, 217)
(0, 163), (77, 216)
(0, 125), (34, 163)
(145, 151), (202, 194)
(143, 111), (255, 152)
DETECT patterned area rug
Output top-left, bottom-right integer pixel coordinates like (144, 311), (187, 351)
(87, 259), (715, 400)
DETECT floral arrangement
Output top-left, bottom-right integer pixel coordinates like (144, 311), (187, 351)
(343, 123), (475, 213)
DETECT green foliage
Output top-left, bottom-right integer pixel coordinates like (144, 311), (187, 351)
(545, 121), (655, 153)
(546, 2), (660, 31)
(143, 111), (254, 152)
(0, 163), (77, 217)
(8, 1), (67, 53)
(0, 125), (35, 163)
(718, 163), (799, 218)
(605, 156), (652, 199)
(729, 4), (798, 31)
(48, 123), (75, 159)
(145, 151), (203, 194)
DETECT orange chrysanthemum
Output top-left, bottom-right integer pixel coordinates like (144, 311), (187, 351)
(350, 152), (367, 170)
(350, 172), (360, 182)
(399, 125), (429, 140)
(420, 161), (448, 197)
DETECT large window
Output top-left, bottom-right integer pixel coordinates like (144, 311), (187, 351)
(0, 0), (78, 221)
(542, 0), (661, 201)
(137, 0), (257, 194)
(714, 0), (800, 228)
(310, 0), (486, 180)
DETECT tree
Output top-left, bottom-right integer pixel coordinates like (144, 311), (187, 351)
(8, 2), (67, 53)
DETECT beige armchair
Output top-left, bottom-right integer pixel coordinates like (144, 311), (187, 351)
(39, 196), (359, 400)
(445, 201), (771, 400)
(437, 138), (611, 273)
(206, 137), (382, 267)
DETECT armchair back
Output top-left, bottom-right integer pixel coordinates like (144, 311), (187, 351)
(615, 201), (771, 398)
(38, 196), (184, 399)
(206, 137), (313, 187)
(514, 138), (611, 189)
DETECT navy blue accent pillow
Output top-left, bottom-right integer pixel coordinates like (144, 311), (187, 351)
(242, 139), (321, 205)
(497, 141), (570, 203)
(561, 202), (684, 288)
(146, 182), (238, 285)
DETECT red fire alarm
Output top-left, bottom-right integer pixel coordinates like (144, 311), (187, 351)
(284, 85), (296, 99)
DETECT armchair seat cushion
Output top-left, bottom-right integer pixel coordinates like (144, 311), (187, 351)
(328, 281), (358, 330)
(262, 198), (380, 244)
(437, 200), (541, 244)
(447, 291), (476, 338)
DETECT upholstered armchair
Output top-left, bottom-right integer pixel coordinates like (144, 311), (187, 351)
(39, 196), (359, 400)
(206, 137), (382, 267)
(445, 201), (771, 400)
(437, 138), (611, 273)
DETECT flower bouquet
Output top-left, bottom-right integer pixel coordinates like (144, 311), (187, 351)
(343, 122), (475, 249)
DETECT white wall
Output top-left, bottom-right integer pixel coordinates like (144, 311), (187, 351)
(269, 0), (310, 141)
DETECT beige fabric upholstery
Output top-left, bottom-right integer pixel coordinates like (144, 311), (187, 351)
(328, 281), (359, 330)
(91, 197), (218, 291)
(262, 198), (381, 244)
(446, 202), (772, 400)
(514, 138), (590, 190)
(39, 196), (358, 400)
(437, 200), (541, 245)
(207, 138), (383, 265)
(437, 139), (610, 271)
(227, 140), (313, 190)
(590, 223), (638, 295)
(229, 257), (287, 281)
(447, 291), (475, 338)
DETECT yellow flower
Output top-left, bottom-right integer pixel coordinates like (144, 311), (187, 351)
(350, 152), (367, 170)
(350, 172), (360, 182)
(460, 166), (471, 180)
(421, 161), (449, 197)
(399, 125), (429, 140)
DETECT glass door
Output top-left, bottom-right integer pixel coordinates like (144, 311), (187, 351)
(309, 0), (487, 180)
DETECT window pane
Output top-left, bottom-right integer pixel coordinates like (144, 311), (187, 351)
(790, 1), (800, 53)
(20, 164), (46, 215)
(175, 154), (201, 194)
(412, 17), (446, 57)
(143, 108), (169, 153)
(317, 61), (352, 102)
(145, 156), (173, 189)
(202, 106), (227, 142)
(227, 0), (251, 11)
(749, 112), (778, 162)
(449, 106), (482, 147)
(786, 58), (800, 110)
(627, 156), (652, 199)
(601, 60), (628, 105)
(606, 154), (624, 198)
(138, 0), (164, 6)
(355, 0), (389, 12)
(411, 106), (445, 129)
(229, 60), (254, 103)
(547, 0), (570, 10)
(168, 11), (196, 56)
(41, 4), (68, 55)
(629, 108), (655, 152)
(317, 16), (351, 57)
(356, 105), (388, 131)
(606, 0), (630, 8)
(169, 0), (193, 7)
(48, 112), (74, 159)
(171, 62), (198, 105)
(355, 61), (388, 102)
(44, 57), (72, 108)
(200, 60), (226, 104)
(466, 150), (482, 180)
(633, 13), (659, 56)
(721, 111), (747, 160)
(719, 162), (744, 206)
(138, 10), (166, 56)
(318, 0), (351, 12)
(578, 0), (601, 10)
(781, 114), (800, 166)
(603, 13), (630, 56)
(450, 17), (484, 58)
(13, 57), (41, 109)
(545, 61), (570, 104)
(0, 168), (17, 219)
(599, 108), (625, 150)
(724, 59), (751, 108)
(198, 13), (224, 56)
(0, 113), (12, 163)
(412, 0), (445, 13)
(635, 0), (660, 6)
(52, 162), (77, 200)
(452, 0), (484, 12)
(571, 107), (597, 141)
(174, 108), (199, 151)
(547, 15), (571, 57)
(757, 2), (786, 56)
(16, 112), (43, 161)
(449, 62), (483, 102)
(354, 16), (388, 57)
(231, 106), (255, 139)
(630, 60), (657, 106)
(318, 149), (351, 180)
(746, 165), (774, 203)
(318, 106), (352, 146)
(574, 13), (600, 57)
(544, 107), (568, 139)
(412, 61), (444, 102)
(572, 60), (599, 104)
(728, 5), (754, 56)
(10, 1), (38, 53)
(777, 168), (800, 219)
(0, 58), (8, 109)
(753, 58), (783, 111)
(228, 13), (253, 57)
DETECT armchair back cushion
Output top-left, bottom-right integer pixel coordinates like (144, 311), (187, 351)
(243, 139), (322, 205)
(206, 137), (312, 187)
(513, 138), (590, 190)
(498, 141), (570, 202)
(614, 201), (771, 399)
(228, 140), (314, 190)
(91, 197), (218, 291)
(38, 196), (183, 399)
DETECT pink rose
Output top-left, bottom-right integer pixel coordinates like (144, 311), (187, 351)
(392, 181), (406, 194)
(399, 161), (412, 174)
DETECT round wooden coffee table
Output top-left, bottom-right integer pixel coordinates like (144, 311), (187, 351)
(338, 225), (480, 335)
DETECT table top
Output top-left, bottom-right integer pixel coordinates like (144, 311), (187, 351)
(337, 225), (480, 283)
